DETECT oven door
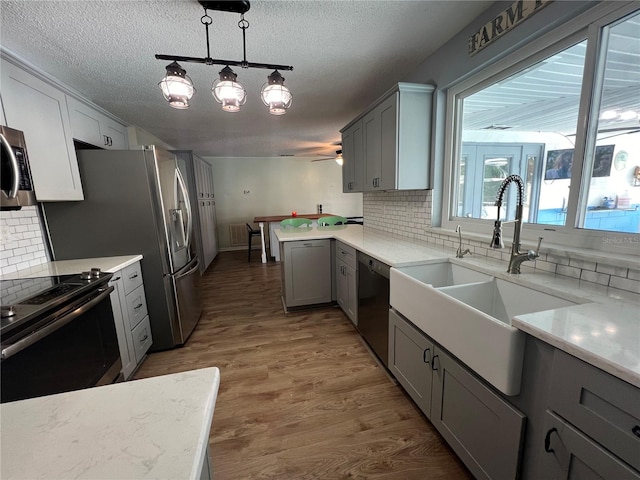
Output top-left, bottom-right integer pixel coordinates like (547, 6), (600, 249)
(1, 285), (122, 403)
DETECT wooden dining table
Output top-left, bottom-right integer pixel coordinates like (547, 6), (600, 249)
(253, 213), (335, 263)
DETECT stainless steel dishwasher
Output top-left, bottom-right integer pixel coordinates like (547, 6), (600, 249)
(357, 252), (391, 367)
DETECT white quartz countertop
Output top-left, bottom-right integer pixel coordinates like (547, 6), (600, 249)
(275, 225), (451, 266)
(276, 225), (640, 388)
(0, 367), (220, 480)
(0, 255), (143, 279)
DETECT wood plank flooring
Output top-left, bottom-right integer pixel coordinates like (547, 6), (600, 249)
(134, 251), (473, 479)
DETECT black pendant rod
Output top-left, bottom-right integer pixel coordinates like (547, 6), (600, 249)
(155, 54), (293, 71)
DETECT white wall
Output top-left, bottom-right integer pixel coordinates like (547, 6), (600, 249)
(205, 156), (363, 250)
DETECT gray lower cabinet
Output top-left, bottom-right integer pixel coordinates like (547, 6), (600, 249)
(109, 261), (153, 379)
(281, 239), (332, 308)
(537, 349), (640, 479)
(542, 410), (640, 479)
(389, 309), (434, 415)
(389, 309), (526, 480)
(335, 241), (358, 325)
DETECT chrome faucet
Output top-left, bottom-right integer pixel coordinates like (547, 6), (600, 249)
(490, 174), (543, 274)
(455, 225), (472, 258)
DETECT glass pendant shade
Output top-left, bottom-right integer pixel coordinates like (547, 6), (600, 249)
(211, 66), (247, 112)
(158, 62), (195, 109)
(335, 151), (344, 166)
(261, 70), (292, 115)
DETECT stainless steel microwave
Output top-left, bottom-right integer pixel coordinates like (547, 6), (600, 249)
(1, 126), (37, 210)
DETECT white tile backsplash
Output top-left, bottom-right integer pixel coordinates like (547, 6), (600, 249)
(363, 189), (640, 294)
(0, 207), (48, 276)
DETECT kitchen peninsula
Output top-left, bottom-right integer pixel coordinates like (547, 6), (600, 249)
(254, 213), (338, 263)
(0, 367), (220, 480)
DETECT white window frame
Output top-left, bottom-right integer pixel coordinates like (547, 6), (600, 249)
(440, 2), (640, 256)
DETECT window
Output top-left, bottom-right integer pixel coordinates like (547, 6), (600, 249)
(443, 5), (640, 254)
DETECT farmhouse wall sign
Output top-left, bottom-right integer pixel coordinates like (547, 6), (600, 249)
(468, 0), (553, 56)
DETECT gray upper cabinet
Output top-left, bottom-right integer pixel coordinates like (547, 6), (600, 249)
(341, 119), (363, 193)
(0, 57), (83, 201)
(67, 95), (128, 150)
(341, 82), (434, 192)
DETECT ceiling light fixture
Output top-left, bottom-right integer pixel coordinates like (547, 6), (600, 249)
(155, 1), (293, 114)
(158, 61), (196, 109)
(335, 150), (344, 166)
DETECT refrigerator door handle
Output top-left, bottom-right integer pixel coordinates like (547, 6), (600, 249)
(175, 167), (192, 252)
(175, 257), (200, 280)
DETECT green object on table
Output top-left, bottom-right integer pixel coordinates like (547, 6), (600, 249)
(318, 215), (348, 226)
(280, 218), (312, 228)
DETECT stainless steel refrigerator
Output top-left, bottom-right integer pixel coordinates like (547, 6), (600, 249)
(43, 146), (202, 351)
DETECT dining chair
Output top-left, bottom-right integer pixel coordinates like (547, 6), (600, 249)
(246, 223), (262, 262)
(317, 215), (348, 226)
(280, 218), (312, 228)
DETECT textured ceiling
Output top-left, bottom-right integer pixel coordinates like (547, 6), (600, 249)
(0, 0), (494, 158)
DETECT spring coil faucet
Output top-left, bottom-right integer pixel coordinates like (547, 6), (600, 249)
(491, 174), (543, 274)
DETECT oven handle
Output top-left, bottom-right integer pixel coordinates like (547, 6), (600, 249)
(1, 286), (114, 361)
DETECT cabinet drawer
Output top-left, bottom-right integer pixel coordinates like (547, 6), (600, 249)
(125, 284), (148, 330)
(131, 315), (153, 364)
(549, 349), (640, 471)
(335, 241), (357, 269)
(543, 410), (640, 479)
(122, 262), (143, 295)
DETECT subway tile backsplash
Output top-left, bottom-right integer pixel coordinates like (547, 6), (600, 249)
(363, 190), (640, 294)
(0, 207), (48, 276)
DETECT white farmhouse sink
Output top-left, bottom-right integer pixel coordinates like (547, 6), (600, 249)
(396, 261), (491, 287)
(390, 262), (578, 395)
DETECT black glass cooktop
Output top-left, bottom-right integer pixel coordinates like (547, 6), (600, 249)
(0, 272), (112, 339)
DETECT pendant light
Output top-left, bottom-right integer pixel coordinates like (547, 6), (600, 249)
(335, 150), (343, 166)
(155, 1), (293, 113)
(212, 66), (247, 112)
(158, 61), (195, 109)
(261, 70), (292, 115)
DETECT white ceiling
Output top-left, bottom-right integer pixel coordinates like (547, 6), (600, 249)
(0, 0), (495, 158)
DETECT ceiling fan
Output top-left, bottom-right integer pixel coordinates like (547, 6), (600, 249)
(309, 141), (343, 164)
(311, 149), (343, 164)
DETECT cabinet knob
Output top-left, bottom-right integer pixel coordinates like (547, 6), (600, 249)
(544, 427), (557, 453)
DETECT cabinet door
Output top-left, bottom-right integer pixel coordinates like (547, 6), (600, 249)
(103, 120), (128, 149)
(388, 310), (433, 417)
(542, 410), (640, 480)
(109, 274), (136, 380)
(1, 59), (83, 200)
(378, 93), (398, 190)
(341, 120), (363, 192)
(67, 95), (128, 150)
(336, 258), (349, 313)
(344, 262), (357, 324)
(67, 95), (104, 147)
(431, 346), (525, 480)
(363, 108), (381, 191)
(283, 240), (332, 307)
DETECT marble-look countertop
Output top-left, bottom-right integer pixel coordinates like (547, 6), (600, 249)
(0, 367), (220, 480)
(276, 225), (640, 388)
(0, 255), (143, 280)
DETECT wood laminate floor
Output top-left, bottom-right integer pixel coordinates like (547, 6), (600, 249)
(134, 251), (473, 480)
